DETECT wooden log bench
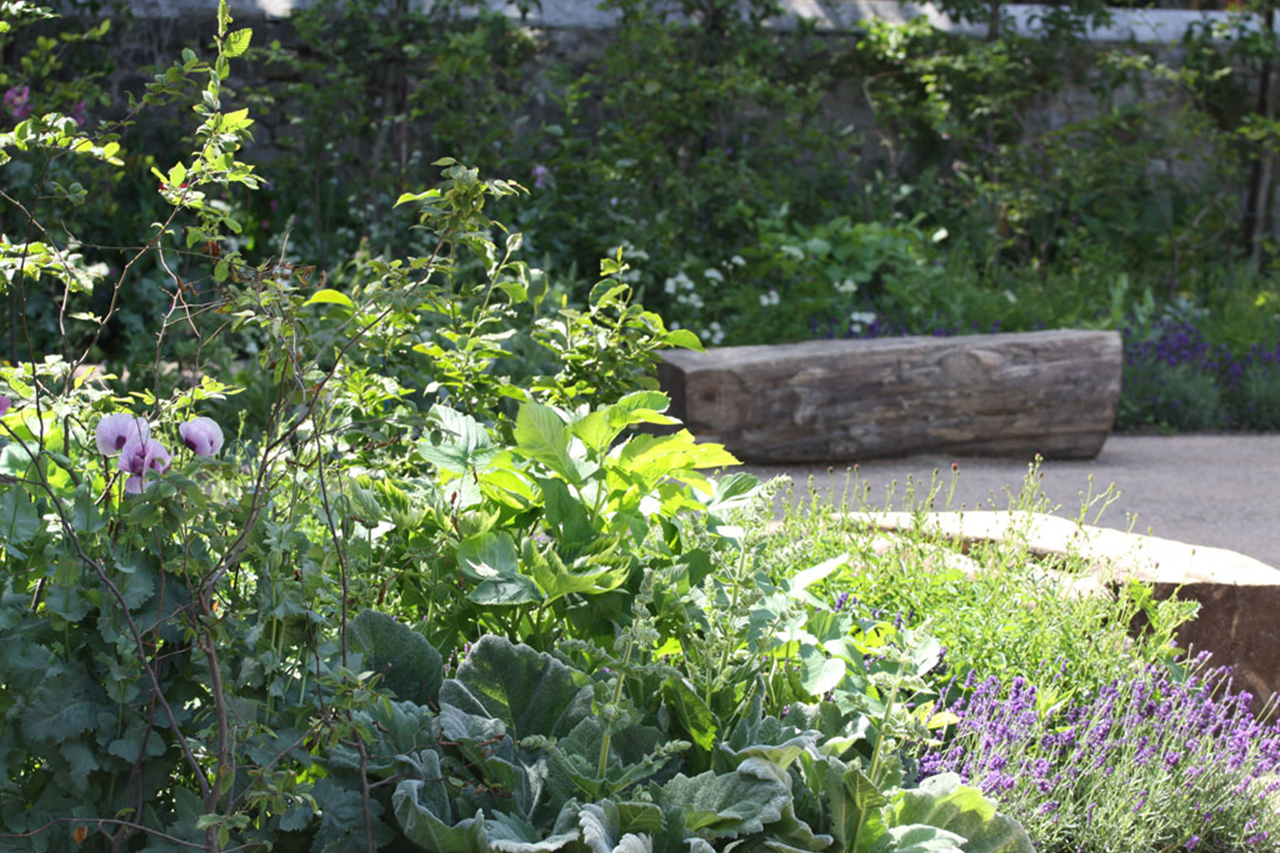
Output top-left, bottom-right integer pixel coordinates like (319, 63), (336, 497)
(657, 329), (1122, 463)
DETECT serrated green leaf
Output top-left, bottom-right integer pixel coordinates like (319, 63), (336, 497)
(224, 27), (252, 57)
(513, 402), (574, 481)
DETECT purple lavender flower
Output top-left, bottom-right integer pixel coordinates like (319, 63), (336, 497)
(96, 413), (150, 456)
(3, 85), (31, 120)
(179, 416), (224, 456)
(0, 395), (10, 417)
(531, 164), (551, 189)
(118, 436), (172, 493)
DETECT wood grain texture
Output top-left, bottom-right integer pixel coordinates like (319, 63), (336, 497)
(658, 329), (1122, 462)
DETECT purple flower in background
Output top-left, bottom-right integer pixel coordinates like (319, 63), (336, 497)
(96, 413), (150, 455)
(179, 416), (224, 456)
(531, 164), (551, 189)
(3, 85), (31, 120)
(0, 396), (10, 417)
(118, 436), (172, 493)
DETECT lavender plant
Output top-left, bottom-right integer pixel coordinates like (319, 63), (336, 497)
(921, 659), (1280, 853)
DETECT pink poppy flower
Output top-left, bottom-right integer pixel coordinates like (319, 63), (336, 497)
(118, 436), (172, 493)
(95, 413), (150, 455)
(179, 416), (224, 456)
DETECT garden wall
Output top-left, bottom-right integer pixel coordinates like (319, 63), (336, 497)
(57, 0), (1260, 172)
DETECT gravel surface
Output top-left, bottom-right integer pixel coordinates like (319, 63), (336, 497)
(740, 435), (1280, 569)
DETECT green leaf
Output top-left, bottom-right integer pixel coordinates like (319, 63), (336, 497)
(70, 486), (106, 534)
(578, 801), (654, 853)
(665, 329), (704, 351)
(660, 678), (717, 752)
(468, 574), (543, 607)
(881, 773), (1032, 853)
(224, 27), (252, 57)
(657, 758), (792, 840)
(422, 405), (496, 473)
(348, 609), (444, 705)
(513, 403), (574, 481)
(59, 739), (100, 792)
(0, 489), (40, 555)
(788, 555), (848, 598)
(869, 824), (967, 853)
(394, 759), (490, 853)
(21, 671), (104, 745)
(457, 532), (519, 582)
(798, 645), (846, 697)
(303, 288), (354, 309)
(440, 635), (593, 740)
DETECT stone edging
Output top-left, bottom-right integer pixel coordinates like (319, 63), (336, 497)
(849, 510), (1280, 703)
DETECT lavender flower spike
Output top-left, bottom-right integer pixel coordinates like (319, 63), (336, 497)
(118, 436), (172, 494)
(179, 417), (224, 456)
(96, 413), (150, 456)
(0, 396), (10, 417)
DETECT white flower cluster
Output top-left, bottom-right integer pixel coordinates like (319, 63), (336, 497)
(848, 311), (877, 332)
(759, 289), (780, 307)
(700, 320), (726, 345)
(663, 271), (704, 309)
(835, 278), (860, 295)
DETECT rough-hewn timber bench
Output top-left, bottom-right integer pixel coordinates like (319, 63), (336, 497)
(658, 329), (1123, 463)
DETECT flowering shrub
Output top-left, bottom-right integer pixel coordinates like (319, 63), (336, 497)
(921, 660), (1280, 852)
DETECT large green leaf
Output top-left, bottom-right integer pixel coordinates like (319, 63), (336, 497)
(0, 488), (40, 558)
(870, 825), (967, 853)
(882, 774), (1033, 853)
(657, 757), (792, 840)
(394, 752), (490, 853)
(20, 670), (105, 745)
(799, 645), (847, 698)
(579, 800), (655, 853)
(440, 635), (593, 740)
(514, 403), (575, 481)
(422, 404), (497, 473)
(348, 609), (443, 705)
(458, 532), (520, 582)
(487, 811), (579, 853)
(660, 678), (717, 752)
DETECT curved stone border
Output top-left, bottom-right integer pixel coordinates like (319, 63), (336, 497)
(849, 511), (1280, 703)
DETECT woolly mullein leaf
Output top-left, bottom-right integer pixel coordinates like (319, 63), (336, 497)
(882, 774), (1033, 853)
(486, 811), (579, 853)
(441, 635), (593, 741)
(348, 609), (443, 705)
(394, 750), (490, 853)
(657, 757), (793, 840)
(579, 800), (654, 853)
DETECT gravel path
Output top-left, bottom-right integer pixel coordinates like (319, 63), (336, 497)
(740, 434), (1280, 569)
